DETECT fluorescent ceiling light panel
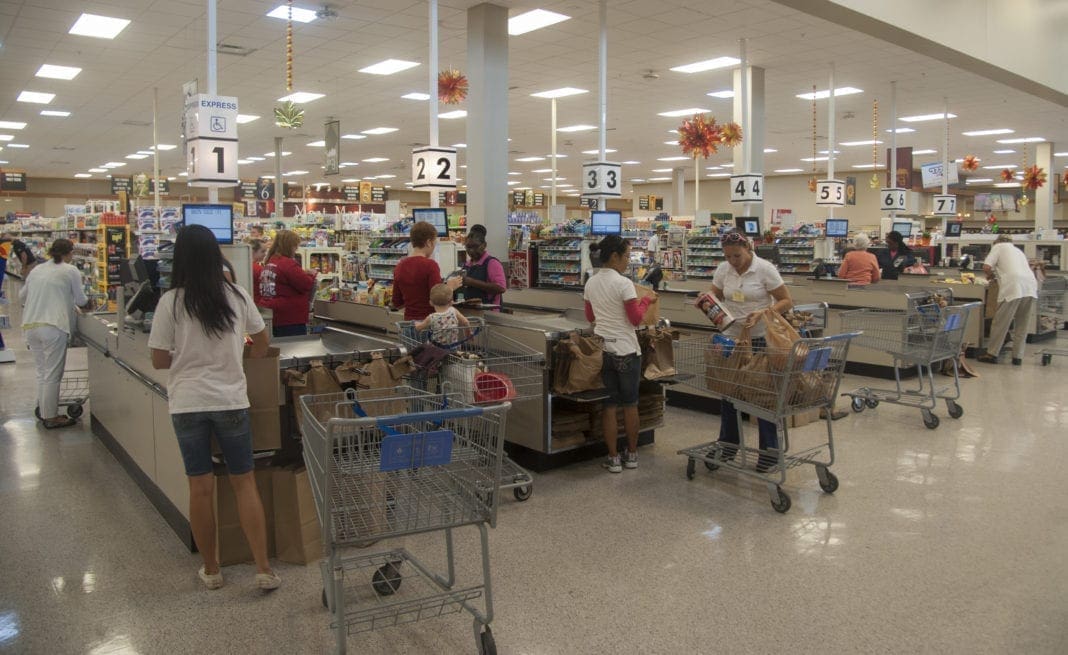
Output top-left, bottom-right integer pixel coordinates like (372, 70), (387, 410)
(125, 154), (148, 159)
(621, 160), (641, 165)
(966, 178), (993, 183)
(852, 164), (885, 169)
(817, 150), (840, 155)
(996, 136), (1044, 144)
(136, 150), (154, 155)
(652, 168), (673, 172)
(361, 127), (398, 135)
(658, 108), (709, 117)
(69, 13), (130, 39)
(266, 5), (317, 22)
(994, 182), (1020, 187)
(548, 154), (567, 158)
(992, 149), (1016, 154)
(840, 140), (882, 146)
(983, 164), (1017, 170)
(720, 162), (733, 167)
(359, 59), (420, 75)
(709, 173), (731, 178)
(707, 90), (735, 98)
(657, 156), (689, 161)
(763, 148), (777, 153)
(556, 124), (596, 132)
(508, 9), (570, 35)
(911, 149), (939, 155)
(1054, 152), (1068, 157)
(236, 114), (259, 124)
(248, 156), (265, 161)
(402, 92), (430, 100)
(508, 172), (521, 176)
(801, 156), (829, 162)
(962, 128), (1013, 136)
(664, 140), (679, 145)
(306, 140), (325, 147)
(341, 134), (366, 140)
(531, 168), (553, 173)
(581, 149), (616, 154)
(277, 91), (324, 103)
(362, 157), (389, 163)
(179, 172), (188, 176)
(899, 113), (956, 122)
(670, 57), (740, 74)
(339, 162), (358, 166)
(36, 64), (81, 80)
(377, 174), (396, 179)
(629, 178), (646, 182)
(648, 177), (671, 181)
(17, 91), (55, 104)
(531, 87), (588, 99)
(102, 162), (125, 167)
(237, 159), (253, 165)
(88, 168), (106, 173)
(439, 110), (467, 119)
(263, 151), (292, 157)
(155, 144), (176, 151)
(774, 168), (804, 173)
(40, 110), (71, 117)
(7, 143), (28, 148)
(284, 170), (309, 176)
(0, 135), (11, 141)
(452, 143), (467, 148)
(515, 156), (544, 162)
(796, 87), (863, 100)
(74, 173), (92, 178)
(507, 181), (520, 186)
(886, 127), (915, 134)
(0, 121), (26, 130)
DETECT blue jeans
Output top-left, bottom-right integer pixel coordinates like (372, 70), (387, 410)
(601, 352), (641, 407)
(717, 336), (779, 452)
(171, 409), (254, 477)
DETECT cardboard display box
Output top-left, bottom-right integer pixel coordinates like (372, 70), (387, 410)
(213, 461), (275, 566)
(272, 465), (322, 565)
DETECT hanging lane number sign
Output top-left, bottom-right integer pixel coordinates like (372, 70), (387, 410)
(581, 161), (622, 199)
(730, 174), (764, 203)
(815, 180), (846, 207)
(185, 94), (240, 187)
(880, 187), (908, 212)
(411, 147), (457, 189)
(933, 194), (957, 216)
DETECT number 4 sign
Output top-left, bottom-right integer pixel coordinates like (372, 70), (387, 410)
(581, 161), (622, 198)
(730, 174), (763, 203)
(411, 147), (457, 190)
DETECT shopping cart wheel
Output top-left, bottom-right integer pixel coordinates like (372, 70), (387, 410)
(850, 397), (865, 413)
(922, 410), (940, 430)
(34, 406), (41, 420)
(321, 588), (329, 609)
(865, 398), (879, 409)
(371, 562), (402, 596)
(478, 626), (497, 655)
(946, 400), (963, 419)
(817, 467), (839, 494)
(513, 485), (533, 502)
(685, 458), (696, 480)
(67, 403), (84, 419)
(1041, 354), (1052, 366)
(704, 459), (719, 472)
(770, 487), (791, 514)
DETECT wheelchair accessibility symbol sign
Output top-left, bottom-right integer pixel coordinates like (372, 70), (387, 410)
(210, 116), (227, 133)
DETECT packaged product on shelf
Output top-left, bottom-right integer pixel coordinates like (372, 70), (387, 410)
(160, 208), (181, 234)
(137, 208), (159, 231)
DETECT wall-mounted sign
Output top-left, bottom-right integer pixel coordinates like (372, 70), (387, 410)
(0, 171), (27, 192)
(110, 176), (133, 195)
(532, 192), (545, 207)
(359, 181), (373, 203)
(512, 190), (526, 206)
(371, 186), (386, 202)
(149, 178), (170, 194)
(239, 181), (258, 199)
(638, 195), (650, 211)
(653, 197), (663, 211)
(254, 178), (275, 201)
(343, 185), (360, 201)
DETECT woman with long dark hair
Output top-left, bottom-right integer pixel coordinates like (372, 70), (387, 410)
(148, 225), (279, 591)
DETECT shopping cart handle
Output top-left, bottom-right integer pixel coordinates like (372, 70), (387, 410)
(821, 331), (862, 343)
(374, 406), (484, 428)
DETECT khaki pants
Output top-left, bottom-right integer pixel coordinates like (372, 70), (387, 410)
(986, 296), (1035, 360)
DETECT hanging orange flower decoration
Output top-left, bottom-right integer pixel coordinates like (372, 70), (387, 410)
(1022, 165), (1047, 190)
(1062, 171), (1068, 187)
(808, 177), (818, 193)
(438, 69), (468, 105)
(718, 122), (743, 147)
(1000, 168), (1016, 183)
(677, 114), (722, 159)
(961, 155), (980, 172)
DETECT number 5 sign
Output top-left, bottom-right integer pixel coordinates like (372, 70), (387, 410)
(815, 180), (846, 207)
(581, 161), (622, 198)
(411, 147), (457, 189)
(730, 174), (763, 203)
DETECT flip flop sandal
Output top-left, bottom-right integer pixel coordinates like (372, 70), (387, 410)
(43, 418), (77, 429)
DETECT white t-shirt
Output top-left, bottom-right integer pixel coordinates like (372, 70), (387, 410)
(148, 284), (266, 414)
(984, 242), (1038, 302)
(646, 234), (660, 257)
(19, 260), (87, 334)
(712, 255), (785, 338)
(583, 267), (639, 355)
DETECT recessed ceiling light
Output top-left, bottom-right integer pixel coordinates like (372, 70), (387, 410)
(342, 178), (360, 183)
(284, 170), (309, 176)
(154, 144), (177, 151)
(452, 143), (467, 148)
(402, 92), (430, 100)
(818, 150), (842, 155)
(670, 56), (740, 74)
(237, 159), (254, 165)
(74, 173), (92, 178)
(707, 90), (735, 99)
(136, 150), (154, 155)
(531, 87), (588, 99)
(658, 108), (710, 118)
(899, 113), (956, 122)
(36, 64), (82, 81)
(840, 140), (883, 146)
(708, 172), (731, 178)
(556, 124), (597, 132)
(125, 153), (148, 159)
(962, 128), (1014, 137)
(179, 171), (188, 176)
(439, 110), (467, 119)
(0, 135), (11, 141)
(17, 91), (55, 104)
(7, 143), (29, 149)
(795, 87), (863, 100)
(982, 164), (1017, 170)
(88, 168), (107, 173)
(763, 148), (777, 153)
(363, 157), (389, 163)
(911, 149), (938, 155)
(581, 148), (617, 154)
(359, 59), (420, 75)
(69, 13), (130, 39)
(339, 162), (359, 166)
(277, 91), (324, 103)
(651, 168), (673, 172)
(966, 178), (993, 183)
(236, 114), (260, 124)
(629, 178), (646, 183)
(341, 134), (366, 140)
(886, 127), (915, 134)
(1055, 152), (1068, 157)
(531, 168), (553, 173)
(515, 156), (545, 162)
(508, 9), (570, 35)
(992, 149), (1016, 154)
(507, 181), (520, 186)
(263, 151), (292, 157)
(851, 163), (885, 169)
(801, 156), (829, 162)
(508, 171), (521, 175)
(247, 156), (265, 161)
(648, 177), (671, 181)
(548, 154), (568, 158)
(306, 140), (325, 147)
(167, 176), (176, 181)
(657, 156), (689, 162)
(774, 168), (804, 173)
(0, 121), (26, 130)
(621, 160), (641, 165)
(377, 174), (396, 179)
(266, 5), (317, 22)
(102, 162), (125, 167)
(40, 110), (71, 117)
(996, 136), (1044, 144)
(994, 182), (1020, 188)
(663, 140), (678, 145)
(362, 127), (398, 135)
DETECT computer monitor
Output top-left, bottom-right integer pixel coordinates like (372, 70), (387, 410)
(891, 221), (913, 237)
(413, 207), (448, 236)
(181, 204), (234, 244)
(735, 216), (761, 237)
(945, 221), (963, 237)
(826, 219), (849, 238)
(590, 210), (622, 235)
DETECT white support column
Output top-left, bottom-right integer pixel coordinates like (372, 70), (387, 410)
(429, 0), (440, 208)
(597, 0), (608, 211)
(671, 167), (686, 215)
(827, 64), (836, 220)
(1035, 142), (1055, 231)
(732, 64), (765, 221)
(551, 98), (557, 208)
(206, 0), (218, 204)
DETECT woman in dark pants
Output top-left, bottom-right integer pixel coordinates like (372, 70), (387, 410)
(876, 230), (915, 281)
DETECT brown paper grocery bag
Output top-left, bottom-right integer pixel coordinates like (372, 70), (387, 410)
(634, 283), (660, 327)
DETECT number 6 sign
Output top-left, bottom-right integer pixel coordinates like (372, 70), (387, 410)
(581, 161), (622, 199)
(411, 147), (457, 190)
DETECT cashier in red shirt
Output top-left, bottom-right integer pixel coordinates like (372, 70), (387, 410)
(393, 221), (461, 321)
(458, 226), (506, 310)
(258, 229), (317, 337)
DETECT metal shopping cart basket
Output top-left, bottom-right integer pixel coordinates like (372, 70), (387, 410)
(1037, 286), (1068, 366)
(839, 300), (980, 429)
(34, 367), (89, 420)
(673, 331), (857, 513)
(301, 387), (510, 655)
(398, 317), (540, 502)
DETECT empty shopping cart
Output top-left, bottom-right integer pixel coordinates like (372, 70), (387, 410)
(34, 367), (89, 420)
(1037, 286), (1068, 366)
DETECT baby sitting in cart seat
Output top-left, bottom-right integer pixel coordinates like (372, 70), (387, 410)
(416, 283), (471, 346)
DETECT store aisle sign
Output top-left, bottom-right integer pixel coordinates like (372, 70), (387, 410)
(371, 186), (387, 202)
(185, 93), (240, 187)
(581, 161), (622, 198)
(730, 174), (764, 203)
(933, 194), (957, 216)
(343, 186), (360, 201)
(110, 177), (133, 195)
(149, 178), (169, 194)
(880, 188), (908, 212)
(638, 196), (650, 211)
(411, 146), (457, 189)
(0, 171), (27, 192)
(815, 180), (846, 207)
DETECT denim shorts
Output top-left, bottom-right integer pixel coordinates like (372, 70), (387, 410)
(171, 409), (254, 477)
(601, 352), (641, 408)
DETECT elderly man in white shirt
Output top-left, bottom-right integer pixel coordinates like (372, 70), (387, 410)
(978, 235), (1038, 365)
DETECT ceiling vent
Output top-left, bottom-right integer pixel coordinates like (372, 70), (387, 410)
(122, 119), (152, 127)
(217, 42), (256, 57)
(51, 146), (76, 151)
(316, 5), (339, 20)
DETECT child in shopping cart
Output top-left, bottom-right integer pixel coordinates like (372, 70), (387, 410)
(415, 283), (471, 346)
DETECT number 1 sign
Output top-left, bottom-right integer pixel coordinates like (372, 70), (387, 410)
(411, 147), (458, 190)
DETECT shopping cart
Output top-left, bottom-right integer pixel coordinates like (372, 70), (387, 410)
(840, 300), (980, 429)
(398, 317), (540, 502)
(300, 387), (510, 655)
(673, 331), (857, 513)
(1037, 287), (1068, 365)
(34, 367), (89, 420)
(782, 302), (828, 337)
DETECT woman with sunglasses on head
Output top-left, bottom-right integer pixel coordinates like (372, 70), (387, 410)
(709, 231), (793, 472)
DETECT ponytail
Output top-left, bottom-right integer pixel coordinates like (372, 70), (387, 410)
(49, 238), (74, 263)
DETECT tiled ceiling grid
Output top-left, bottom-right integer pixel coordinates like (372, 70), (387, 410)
(0, 0), (1065, 194)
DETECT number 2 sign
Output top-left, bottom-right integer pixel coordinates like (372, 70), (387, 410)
(411, 147), (457, 190)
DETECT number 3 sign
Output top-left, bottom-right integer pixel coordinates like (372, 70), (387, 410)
(411, 147), (457, 190)
(581, 161), (622, 199)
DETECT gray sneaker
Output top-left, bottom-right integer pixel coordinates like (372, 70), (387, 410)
(624, 451), (638, 469)
(603, 455), (622, 473)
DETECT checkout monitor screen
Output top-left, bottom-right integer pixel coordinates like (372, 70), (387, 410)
(891, 221), (913, 237)
(825, 219), (849, 237)
(590, 210), (622, 235)
(182, 204), (234, 244)
(735, 216), (761, 237)
(413, 207), (448, 236)
(945, 221), (963, 237)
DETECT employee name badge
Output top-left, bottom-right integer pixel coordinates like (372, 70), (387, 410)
(731, 290), (746, 302)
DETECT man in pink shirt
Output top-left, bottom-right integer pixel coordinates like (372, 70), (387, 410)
(837, 233), (881, 285)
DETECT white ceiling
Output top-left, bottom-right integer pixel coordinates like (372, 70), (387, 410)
(1, 0), (1066, 195)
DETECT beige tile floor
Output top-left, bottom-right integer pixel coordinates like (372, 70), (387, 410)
(1, 280), (1067, 654)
